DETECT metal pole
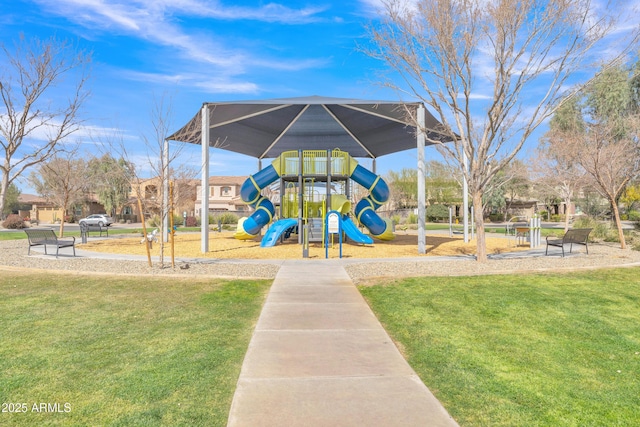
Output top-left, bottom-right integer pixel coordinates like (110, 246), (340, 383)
(170, 181), (175, 268)
(417, 105), (426, 254)
(463, 151), (469, 243)
(326, 149), (332, 212)
(298, 149), (303, 244)
(163, 139), (169, 243)
(471, 206), (475, 240)
(201, 104), (210, 253)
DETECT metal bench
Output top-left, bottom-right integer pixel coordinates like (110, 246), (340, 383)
(81, 223), (109, 237)
(24, 228), (76, 258)
(545, 228), (592, 257)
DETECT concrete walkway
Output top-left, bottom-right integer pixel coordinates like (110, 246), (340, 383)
(227, 260), (459, 427)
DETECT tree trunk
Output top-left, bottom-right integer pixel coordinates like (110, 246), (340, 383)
(473, 191), (487, 262)
(563, 197), (571, 233)
(59, 208), (66, 237)
(610, 201), (626, 249)
(0, 169), (9, 219)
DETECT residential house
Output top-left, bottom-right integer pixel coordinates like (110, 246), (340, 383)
(195, 176), (250, 216)
(18, 193), (105, 224)
(121, 177), (198, 223)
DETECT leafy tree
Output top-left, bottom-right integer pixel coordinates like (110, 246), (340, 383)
(2, 183), (20, 218)
(387, 161), (461, 210)
(621, 183), (640, 212)
(0, 35), (90, 218)
(386, 168), (417, 209)
(88, 154), (134, 217)
(548, 61), (640, 248)
(483, 172), (506, 217)
(365, 0), (638, 261)
(425, 160), (461, 205)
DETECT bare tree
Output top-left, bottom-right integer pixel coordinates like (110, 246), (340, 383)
(0, 35), (91, 217)
(570, 119), (640, 248)
(29, 148), (89, 237)
(98, 95), (199, 267)
(552, 63), (640, 248)
(533, 137), (586, 232)
(366, 0), (639, 261)
(140, 95), (194, 266)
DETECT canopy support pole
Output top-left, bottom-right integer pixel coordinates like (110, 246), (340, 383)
(463, 152), (469, 243)
(163, 139), (169, 243)
(201, 104), (210, 253)
(417, 105), (426, 254)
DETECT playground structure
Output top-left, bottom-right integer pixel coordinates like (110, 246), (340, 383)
(234, 149), (394, 247)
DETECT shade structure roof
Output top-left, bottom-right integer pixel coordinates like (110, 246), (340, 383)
(168, 95), (450, 159)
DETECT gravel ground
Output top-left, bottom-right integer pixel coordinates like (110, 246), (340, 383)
(2, 239), (639, 282)
(345, 243), (640, 284)
(0, 240), (282, 279)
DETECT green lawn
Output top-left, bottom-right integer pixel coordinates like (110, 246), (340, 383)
(0, 272), (270, 426)
(359, 268), (640, 427)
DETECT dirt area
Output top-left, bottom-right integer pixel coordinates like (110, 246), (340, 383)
(79, 230), (528, 259)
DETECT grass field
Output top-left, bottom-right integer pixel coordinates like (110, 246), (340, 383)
(359, 268), (640, 427)
(0, 272), (270, 426)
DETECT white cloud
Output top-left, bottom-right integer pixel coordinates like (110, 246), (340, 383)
(121, 70), (260, 94)
(32, 0), (331, 74)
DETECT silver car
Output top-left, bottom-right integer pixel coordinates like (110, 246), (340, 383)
(79, 214), (113, 227)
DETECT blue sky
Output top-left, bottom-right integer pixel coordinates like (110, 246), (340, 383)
(3, 0), (402, 193)
(2, 0), (639, 194)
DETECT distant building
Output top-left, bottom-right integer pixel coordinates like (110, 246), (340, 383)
(18, 193), (105, 224)
(19, 175), (252, 224)
(195, 176), (250, 216)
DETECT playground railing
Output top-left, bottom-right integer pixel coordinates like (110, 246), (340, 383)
(277, 150), (352, 177)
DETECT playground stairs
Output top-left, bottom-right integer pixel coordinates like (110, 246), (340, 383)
(307, 218), (324, 242)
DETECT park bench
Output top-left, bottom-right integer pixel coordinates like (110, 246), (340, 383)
(24, 228), (76, 258)
(83, 223), (109, 237)
(545, 228), (592, 257)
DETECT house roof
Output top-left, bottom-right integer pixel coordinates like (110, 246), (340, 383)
(18, 193), (48, 204)
(207, 176), (247, 185)
(168, 95), (451, 159)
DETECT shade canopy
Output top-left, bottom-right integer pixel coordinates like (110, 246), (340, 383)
(168, 95), (449, 159)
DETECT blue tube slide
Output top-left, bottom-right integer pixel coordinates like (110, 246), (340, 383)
(351, 164), (394, 240)
(234, 165), (279, 240)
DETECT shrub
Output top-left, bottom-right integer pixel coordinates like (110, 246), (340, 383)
(391, 214), (401, 225)
(488, 213), (504, 222)
(171, 213), (184, 226)
(2, 214), (26, 229)
(147, 215), (161, 228)
(574, 216), (614, 241)
(426, 204), (450, 221)
(185, 216), (198, 227)
(573, 216), (597, 229)
(628, 210), (640, 222)
(212, 212), (239, 225)
(407, 213), (418, 224)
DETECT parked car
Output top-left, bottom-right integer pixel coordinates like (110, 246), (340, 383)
(78, 214), (113, 227)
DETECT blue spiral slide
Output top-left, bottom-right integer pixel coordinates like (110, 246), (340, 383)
(349, 162), (394, 240)
(234, 153), (394, 241)
(234, 163), (280, 240)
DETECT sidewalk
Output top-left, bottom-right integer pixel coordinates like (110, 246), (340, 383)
(227, 259), (459, 427)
